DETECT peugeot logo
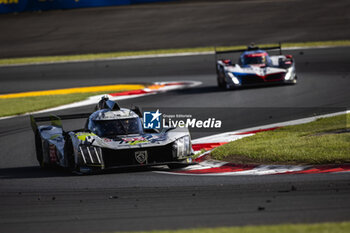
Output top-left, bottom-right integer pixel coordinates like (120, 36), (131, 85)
(135, 151), (148, 164)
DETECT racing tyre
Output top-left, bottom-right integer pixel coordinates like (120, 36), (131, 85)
(293, 76), (298, 84)
(64, 136), (78, 172)
(34, 130), (45, 168)
(286, 76), (297, 85)
(217, 76), (226, 88)
(168, 163), (189, 169)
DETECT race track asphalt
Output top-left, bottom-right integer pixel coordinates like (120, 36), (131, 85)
(0, 47), (350, 233)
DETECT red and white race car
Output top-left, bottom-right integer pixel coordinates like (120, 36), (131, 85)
(216, 43), (297, 89)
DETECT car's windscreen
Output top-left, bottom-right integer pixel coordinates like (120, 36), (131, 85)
(243, 56), (266, 65)
(91, 118), (143, 137)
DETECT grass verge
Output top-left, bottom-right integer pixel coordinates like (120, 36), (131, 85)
(0, 91), (125, 117)
(123, 222), (350, 233)
(211, 114), (350, 165)
(1, 40), (349, 66)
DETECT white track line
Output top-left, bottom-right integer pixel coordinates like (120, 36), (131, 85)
(192, 110), (350, 144)
(0, 81), (202, 121)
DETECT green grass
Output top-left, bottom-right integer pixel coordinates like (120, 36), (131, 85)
(1, 40), (349, 66)
(0, 91), (124, 117)
(192, 149), (207, 159)
(121, 222), (350, 233)
(211, 114), (350, 165)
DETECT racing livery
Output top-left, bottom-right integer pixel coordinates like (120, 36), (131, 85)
(30, 97), (193, 174)
(216, 43), (297, 89)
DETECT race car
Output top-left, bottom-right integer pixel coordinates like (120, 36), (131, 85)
(30, 97), (193, 174)
(216, 43), (297, 89)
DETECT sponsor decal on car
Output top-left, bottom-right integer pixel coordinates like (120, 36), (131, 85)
(122, 137), (149, 145)
(145, 134), (167, 142)
(49, 144), (58, 163)
(76, 132), (97, 141)
(103, 138), (112, 143)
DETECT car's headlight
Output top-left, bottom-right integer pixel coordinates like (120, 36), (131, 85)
(172, 135), (191, 159)
(227, 72), (240, 85)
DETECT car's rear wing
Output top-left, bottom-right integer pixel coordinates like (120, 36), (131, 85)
(30, 97), (124, 133)
(30, 113), (91, 132)
(215, 42), (282, 59)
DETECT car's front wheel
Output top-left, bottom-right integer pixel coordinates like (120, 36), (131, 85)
(225, 83), (233, 90)
(293, 76), (298, 84)
(217, 75), (226, 88)
(64, 136), (78, 172)
(34, 131), (46, 168)
(168, 163), (189, 169)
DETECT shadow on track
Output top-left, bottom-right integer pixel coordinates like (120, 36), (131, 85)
(0, 166), (72, 179)
(171, 83), (296, 96)
(0, 165), (168, 179)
